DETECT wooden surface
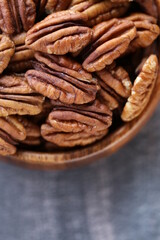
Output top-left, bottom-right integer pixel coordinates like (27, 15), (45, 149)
(2, 70), (159, 170)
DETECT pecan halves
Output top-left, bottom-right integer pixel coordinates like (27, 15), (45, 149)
(125, 13), (160, 53)
(97, 65), (132, 110)
(0, 0), (36, 35)
(8, 32), (34, 73)
(45, 0), (72, 14)
(0, 74), (44, 117)
(69, 0), (129, 27)
(82, 18), (136, 72)
(41, 99), (112, 147)
(25, 10), (93, 55)
(0, 35), (15, 74)
(18, 117), (41, 145)
(121, 55), (158, 122)
(0, 116), (26, 156)
(26, 52), (99, 105)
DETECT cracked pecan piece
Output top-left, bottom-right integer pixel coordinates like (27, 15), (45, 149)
(0, 74), (44, 117)
(97, 65), (132, 110)
(121, 55), (158, 122)
(26, 10), (93, 55)
(26, 52), (99, 105)
(82, 18), (136, 72)
(45, 0), (72, 14)
(41, 99), (112, 147)
(0, 34), (15, 74)
(69, 0), (129, 27)
(125, 13), (160, 53)
(0, 116), (26, 156)
(0, 0), (36, 35)
(8, 32), (34, 73)
(18, 117), (41, 145)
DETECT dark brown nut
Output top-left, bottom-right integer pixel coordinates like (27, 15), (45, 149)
(135, 0), (158, 18)
(26, 52), (99, 105)
(96, 65), (132, 110)
(41, 99), (112, 147)
(82, 18), (136, 72)
(8, 32), (34, 73)
(0, 116), (26, 156)
(121, 55), (158, 122)
(18, 117), (41, 145)
(0, 0), (36, 35)
(45, 0), (72, 14)
(70, 0), (129, 27)
(0, 74), (44, 117)
(32, 99), (53, 123)
(25, 10), (93, 55)
(125, 13), (160, 53)
(0, 35), (15, 74)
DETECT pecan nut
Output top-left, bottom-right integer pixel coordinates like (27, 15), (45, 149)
(25, 10), (93, 55)
(121, 55), (158, 122)
(45, 0), (72, 14)
(0, 0), (36, 35)
(41, 99), (112, 147)
(125, 13), (160, 53)
(0, 74), (44, 117)
(97, 65), (132, 110)
(8, 32), (34, 73)
(0, 34), (15, 74)
(0, 116), (26, 156)
(82, 18), (136, 72)
(26, 52), (99, 105)
(70, 0), (129, 27)
(18, 117), (41, 145)
(135, 0), (158, 18)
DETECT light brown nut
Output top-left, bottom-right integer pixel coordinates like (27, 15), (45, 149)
(125, 13), (160, 53)
(26, 52), (99, 105)
(45, 0), (72, 14)
(7, 32), (34, 73)
(97, 65), (132, 110)
(18, 117), (41, 145)
(82, 18), (136, 72)
(70, 0), (129, 27)
(121, 55), (158, 122)
(0, 74), (44, 117)
(25, 10), (93, 55)
(0, 0), (36, 35)
(0, 116), (26, 156)
(41, 99), (112, 147)
(0, 35), (15, 74)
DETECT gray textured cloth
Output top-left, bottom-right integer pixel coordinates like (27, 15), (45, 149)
(0, 106), (160, 240)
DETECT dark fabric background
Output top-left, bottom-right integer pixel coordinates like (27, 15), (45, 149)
(0, 106), (160, 240)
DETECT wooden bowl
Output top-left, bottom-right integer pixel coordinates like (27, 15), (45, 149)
(3, 70), (159, 170)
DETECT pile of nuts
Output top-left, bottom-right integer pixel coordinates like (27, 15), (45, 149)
(0, 0), (159, 156)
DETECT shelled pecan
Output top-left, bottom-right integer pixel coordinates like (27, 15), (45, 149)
(69, 0), (129, 27)
(135, 0), (158, 18)
(0, 0), (36, 35)
(121, 55), (159, 121)
(82, 18), (136, 72)
(0, 35), (15, 74)
(0, 74), (44, 117)
(125, 13), (160, 53)
(26, 52), (99, 105)
(45, 0), (72, 14)
(0, 116), (26, 156)
(97, 65), (132, 110)
(41, 99), (112, 147)
(8, 32), (34, 73)
(18, 117), (41, 145)
(26, 10), (93, 55)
